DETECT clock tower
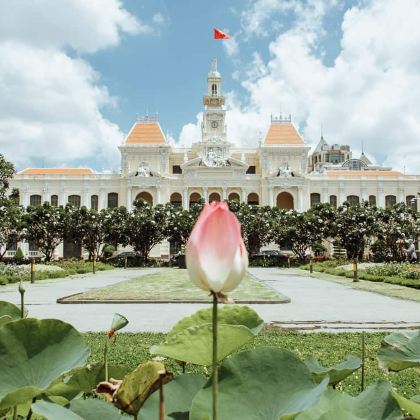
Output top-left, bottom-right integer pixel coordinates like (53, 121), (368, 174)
(202, 58), (227, 142)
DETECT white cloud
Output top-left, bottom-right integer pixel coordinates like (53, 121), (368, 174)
(218, 0), (420, 173)
(223, 36), (239, 57)
(0, 0), (145, 53)
(0, 0), (144, 170)
(177, 113), (203, 147)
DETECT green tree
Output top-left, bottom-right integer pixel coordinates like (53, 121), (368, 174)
(102, 206), (130, 250)
(0, 202), (23, 261)
(334, 202), (378, 259)
(230, 202), (275, 255)
(24, 203), (67, 261)
(273, 209), (327, 261)
(0, 154), (14, 201)
(126, 200), (167, 262)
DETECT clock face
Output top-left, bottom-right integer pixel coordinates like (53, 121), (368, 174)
(211, 120), (218, 129)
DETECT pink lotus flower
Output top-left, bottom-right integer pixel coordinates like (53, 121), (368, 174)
(186, 202), (248, 294)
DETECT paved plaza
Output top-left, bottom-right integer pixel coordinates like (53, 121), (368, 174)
(1, 267), (419, 332)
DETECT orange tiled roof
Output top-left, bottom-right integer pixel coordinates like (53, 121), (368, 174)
(125, 122), (166, 145)
(18, 168), (94, 175)
(264, 122), (304, 145)
(325, 170), (401, 176)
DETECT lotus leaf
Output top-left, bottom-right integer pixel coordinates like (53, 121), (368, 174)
(390, 389), (420, 418)
(113, 360), (166, 415)
(32, 399), (129, 419)
(190, 347), (329, 420)
(304, 355), (362, 386)
(0, 318), (90, 410)
(378, 330), (420, 371)
(140, 374), (206, 419)
(296, 381), (402, 420)
(151, 324), (254, 366)
(0, 301), (21, 326)
(47, 363), (130, 401)
(167, 305), (264, 337)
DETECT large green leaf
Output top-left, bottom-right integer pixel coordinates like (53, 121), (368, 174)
(0, 318), (90, 410)
(295, 381), (402, 420)
(190, 347), (328, 420)
(140, 374), (206, 419)
(167, 305), (264, 337)
(304, 355), (362, 386)
(390, 389), (420, 418)
(151, 324), (254, 366)
(378, 330), (420, 371)
(0, 301), (21, 326)
(47, 364), (130, 401)
(32, 399), (129, 419)
(113, 360), (166, 415)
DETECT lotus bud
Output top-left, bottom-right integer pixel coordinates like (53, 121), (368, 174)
(186, 202), (248, 294)
(108, 313), (129, 338)
(18, 280), (25, 295)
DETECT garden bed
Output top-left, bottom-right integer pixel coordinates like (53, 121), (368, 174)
(0, 260), (114, 285)
(58, 268), (289, 303)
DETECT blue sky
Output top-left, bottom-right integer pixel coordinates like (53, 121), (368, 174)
(1, 0), (420, 173)
(89, 0), (351, 137)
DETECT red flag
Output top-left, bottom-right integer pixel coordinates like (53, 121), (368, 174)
(214, 28), (230, 39)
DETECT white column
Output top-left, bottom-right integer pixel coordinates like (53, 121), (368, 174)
(203, 187), (208, 203)
(83, 190), (89, 208)
(99, 190), (106, 210)
(126, 187), (132, 211)
(222, 187), (227, 201)
(268, 187), (274, 207)
(183, 188), (189, 209)
(398, 188), (405, 203)
(297, 188), (303, 211)
(322, 187), (329, 204)
(338, 188), (346, 206)
(378, 188), (385, 208)
(60, 191), (67, 206)
(241, 188), (247, 203)
(156, 187), (161, 204)
(23, 190), (29, 208)
(42, 187), (49, 204)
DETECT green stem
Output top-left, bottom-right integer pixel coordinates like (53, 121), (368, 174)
(159, 372), (165, 420)
(12, 406), (17, 420)
(104, 337), (109, 382)
(361, 331), (365, 392)
(212, 292), (218, 420)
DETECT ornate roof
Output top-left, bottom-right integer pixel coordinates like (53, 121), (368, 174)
(263, 118), (304, 145)
(125, 119), (166, 145)
(18, 168), (94, 175)
(325, 170), (401, 177)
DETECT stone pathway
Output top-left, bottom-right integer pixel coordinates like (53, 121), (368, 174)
(0, 267), (419, 332)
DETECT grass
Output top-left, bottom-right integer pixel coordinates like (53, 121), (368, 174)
(62, 268), (288, 303)
(0, 260), (114, 286)
(84, 331), (420, 398)
(308, 270), (420, 303)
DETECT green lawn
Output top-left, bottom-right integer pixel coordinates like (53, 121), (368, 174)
(62, 269), (288, 303)
(84, 331), (420, 398)
(308, 270), (420, 303)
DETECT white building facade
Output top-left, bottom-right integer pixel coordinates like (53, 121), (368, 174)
(9, 59), (420, 257)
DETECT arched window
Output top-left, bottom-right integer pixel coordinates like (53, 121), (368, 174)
(276, 192), (294, 209)
(170, 192), (182, 207)
(310, 193), (321, 208)
(346, 195), (360, 206)
(91, 195), (98, 211)
(247, 193), (259, 205)
(228, 192), (240, 201)
(135, 192), (152, 206)
(329, 195), (337, 208)
(108, 192), (119, 208)
(211, 83), (217, 96)
(385, 195), (396, 209)
(68, 195), (81, 208)
(50, 195), (58, 207)
(189, 192), (201, 208)
(30, 195), (42, 206)
(209, 192), (221, 203)
(406, 195), (417, 211)
(369, 195), (376, 206)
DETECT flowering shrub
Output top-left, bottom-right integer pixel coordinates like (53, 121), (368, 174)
(366, 262), (420, 280)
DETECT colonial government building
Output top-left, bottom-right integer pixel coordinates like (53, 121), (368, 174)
(9, 60), (420, 258)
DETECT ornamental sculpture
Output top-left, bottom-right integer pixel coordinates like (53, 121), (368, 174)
(135, 162), (152, 177)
